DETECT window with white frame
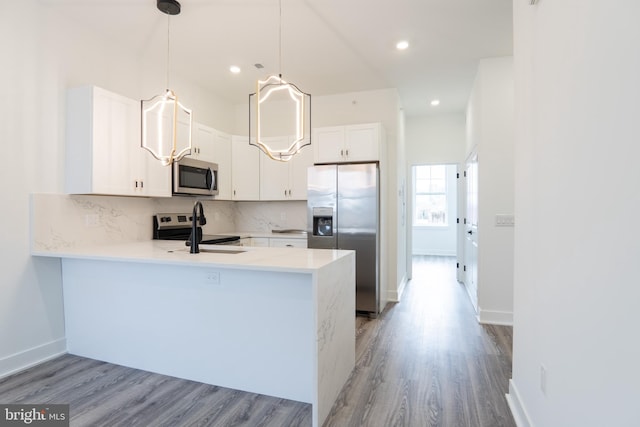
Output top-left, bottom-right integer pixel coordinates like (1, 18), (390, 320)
(414, 165), (448, 226)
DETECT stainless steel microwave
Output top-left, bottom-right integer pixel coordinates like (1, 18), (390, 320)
(172, 157), (218, 196)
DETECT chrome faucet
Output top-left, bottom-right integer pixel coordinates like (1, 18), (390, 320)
(190, 201), (206, 254)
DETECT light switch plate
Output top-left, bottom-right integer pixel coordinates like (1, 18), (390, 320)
(495, 214), (515, 226)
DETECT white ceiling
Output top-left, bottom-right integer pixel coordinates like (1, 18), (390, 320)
(39, 0), (513, 117)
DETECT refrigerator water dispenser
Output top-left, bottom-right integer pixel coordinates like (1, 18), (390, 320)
(312, 207), (333, 236)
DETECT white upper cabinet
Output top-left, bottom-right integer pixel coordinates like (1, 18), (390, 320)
(191, 122), (215, 163)
(313, 123), (381, 164)
(231, 135), (260, 200)
(259, 139), (312, 200)
(65, 86), (170, 197)
(212, 129), (232, 200)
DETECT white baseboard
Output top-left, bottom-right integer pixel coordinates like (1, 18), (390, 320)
(506, 379), (533, 427)
(386, 275), (408, 303)
(0, 339), (67, 379)
(478, 308), (513, 326)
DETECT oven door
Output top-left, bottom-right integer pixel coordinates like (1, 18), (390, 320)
(173, 158), (218, 196)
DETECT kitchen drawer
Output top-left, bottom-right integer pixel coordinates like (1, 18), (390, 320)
(269, 238), (307, 248)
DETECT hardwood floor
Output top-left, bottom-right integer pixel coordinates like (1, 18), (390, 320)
(325, 256), (514, 427)
(0, 256), (514, 426)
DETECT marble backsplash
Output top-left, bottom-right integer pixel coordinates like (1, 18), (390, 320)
(234, 201), (307, 233)
(30, 193), (307, 251)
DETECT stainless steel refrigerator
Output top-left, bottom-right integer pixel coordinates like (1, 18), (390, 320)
(307, 163), (380, 316)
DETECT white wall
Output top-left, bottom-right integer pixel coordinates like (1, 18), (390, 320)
(396, 106), (408, 302)
(509, 2), (640, 426)
(466, 57), (515, 325)
(0, 1), (235, 377)
(406, 113), (466, 164)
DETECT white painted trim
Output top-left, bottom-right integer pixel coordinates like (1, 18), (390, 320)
(387, 276), (408, 303)
(478, 308), (513, 325)
(0, 339), (67, 379)
(462, 279), (478, 312)
(506, 379), (533, 427)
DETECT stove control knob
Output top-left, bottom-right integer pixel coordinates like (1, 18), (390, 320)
(164, 216), (172, 223)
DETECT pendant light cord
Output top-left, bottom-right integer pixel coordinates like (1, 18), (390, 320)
(166, 12), (171, 90)
(278, 0), (282, 80)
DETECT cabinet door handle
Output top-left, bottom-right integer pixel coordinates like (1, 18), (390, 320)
(288, 189), (292, 196)
(345, 149), (349, 157)
(286, 244), (293, 247)
(340, 149), (344, 157)
(284, 189), (287, 196)
(140, 180), (144, 189)
(135, 180), (139, 188)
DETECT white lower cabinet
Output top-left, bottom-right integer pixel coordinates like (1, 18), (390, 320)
(269, 238), (307, 248)
(240, 237), (306, 248)
(65, 86), (170, 197)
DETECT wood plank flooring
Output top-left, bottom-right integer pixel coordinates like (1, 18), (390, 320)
(0, 256), (514, 426)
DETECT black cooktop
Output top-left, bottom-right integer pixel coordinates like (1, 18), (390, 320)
(152, 213), (240, 244)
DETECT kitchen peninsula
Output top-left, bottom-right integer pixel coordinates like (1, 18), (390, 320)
(32, 240), (355, 427)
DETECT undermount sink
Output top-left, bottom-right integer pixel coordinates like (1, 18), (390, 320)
(168, 248), (246, 255)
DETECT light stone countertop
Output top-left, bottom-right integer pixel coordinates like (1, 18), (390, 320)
(32, 240), (349, 274)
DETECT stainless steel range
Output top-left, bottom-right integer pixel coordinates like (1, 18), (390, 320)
(152, 213), (240, 245)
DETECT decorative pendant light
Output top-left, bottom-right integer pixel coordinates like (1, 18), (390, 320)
(141, 0), (192, 166)
(249, 0), (311, 162)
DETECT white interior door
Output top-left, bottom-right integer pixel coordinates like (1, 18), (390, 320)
(464, 154), (478, 311)
(457, 164), (464, 283)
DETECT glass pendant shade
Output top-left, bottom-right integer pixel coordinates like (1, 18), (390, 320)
(249, 75), (311, 162)
(141, 89), (192, 166)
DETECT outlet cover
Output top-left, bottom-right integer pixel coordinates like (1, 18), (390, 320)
(205, 271), (220, 285)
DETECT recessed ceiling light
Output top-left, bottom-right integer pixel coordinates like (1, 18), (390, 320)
(396, 40), (409, 50)
(430, 99), (440, 106)
(230, 65), (241, 74)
